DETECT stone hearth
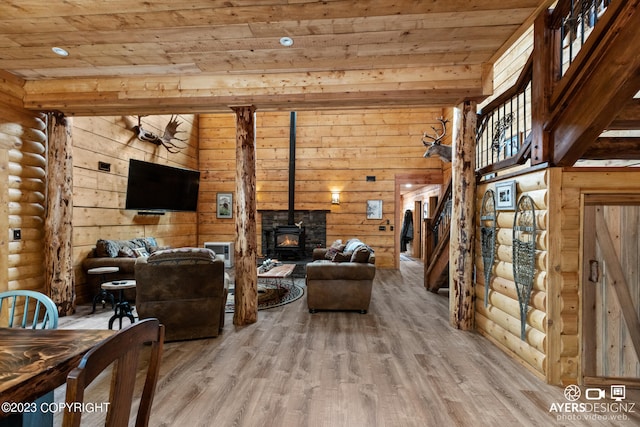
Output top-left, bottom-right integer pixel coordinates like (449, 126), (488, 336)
(260, 210), (327, 259)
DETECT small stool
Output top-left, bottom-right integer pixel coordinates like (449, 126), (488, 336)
(101, 280), (137, 330)
(88, 266), (119, 313)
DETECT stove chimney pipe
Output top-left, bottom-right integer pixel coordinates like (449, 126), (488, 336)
(288, 111), (296, 225)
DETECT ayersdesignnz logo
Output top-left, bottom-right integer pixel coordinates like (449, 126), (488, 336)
(549, 384), (635, 422)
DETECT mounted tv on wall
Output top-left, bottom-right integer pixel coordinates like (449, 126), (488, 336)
(125, 159), (200, 212)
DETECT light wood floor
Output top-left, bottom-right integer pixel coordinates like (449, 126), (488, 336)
(55, 259), (639, 426)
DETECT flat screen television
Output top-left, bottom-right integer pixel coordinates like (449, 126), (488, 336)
(125, 159), (200, 212)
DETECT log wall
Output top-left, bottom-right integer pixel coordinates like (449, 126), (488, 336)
(71, 114), (199, 303)
(477, 168), (640, 386)
(199, 108), (445, 268)
(1, 104), (47, 296)
(475, 169), (549, 380)
(0, 76), (47, 322)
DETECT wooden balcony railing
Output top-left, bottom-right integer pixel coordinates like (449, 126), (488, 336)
(476, 0), (615, 173)
(476, 55), (533, 175)
(554, 0), (611, 78)
(545, 0), (638, 165)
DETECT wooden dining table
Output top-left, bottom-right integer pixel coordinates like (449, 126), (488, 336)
(0, 328), (113, 411)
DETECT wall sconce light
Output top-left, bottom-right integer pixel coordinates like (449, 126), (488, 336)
(331, 192), (340, 205)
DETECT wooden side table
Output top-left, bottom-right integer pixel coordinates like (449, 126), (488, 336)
(101, 280), (137, 330)
(88, 266), (119, 313)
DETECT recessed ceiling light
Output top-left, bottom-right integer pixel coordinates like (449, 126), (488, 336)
(279, 37), (294, 47)
(51, 47), (69, 57)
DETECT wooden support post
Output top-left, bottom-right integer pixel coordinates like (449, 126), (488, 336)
(45, 112), (75, 316)
(449, 101), (477, 330)
(232, 106), (258, 326)
(531, 10), (555, 165)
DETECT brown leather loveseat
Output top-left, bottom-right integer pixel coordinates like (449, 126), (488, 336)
(82, 237), (167, 300)
(135, 247), (229, 341)
(306, 238), (375, 314)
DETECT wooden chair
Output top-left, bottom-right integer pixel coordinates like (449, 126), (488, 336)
(0, 290), (58, 427)
(0, 289), (58, 329)
(62, 318), (165, 427)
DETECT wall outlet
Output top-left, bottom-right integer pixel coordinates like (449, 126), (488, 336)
(11, 229), (21, 240)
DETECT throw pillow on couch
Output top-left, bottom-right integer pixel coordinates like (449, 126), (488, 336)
(95, 237), (160, 258)
(323, 238), (374, 263)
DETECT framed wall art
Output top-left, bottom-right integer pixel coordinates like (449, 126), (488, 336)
(495, 180), (516, 211)
(366, 199), (383, 219)
(216, 192), (233, 219)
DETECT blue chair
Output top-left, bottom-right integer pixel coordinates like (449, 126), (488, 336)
(0, 289), (58, 329)
(0, 290), (59, 427)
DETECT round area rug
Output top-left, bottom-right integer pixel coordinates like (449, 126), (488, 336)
(225, 280), (304, 313)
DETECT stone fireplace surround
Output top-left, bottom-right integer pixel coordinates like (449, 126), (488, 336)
(260, 210), (327, 259)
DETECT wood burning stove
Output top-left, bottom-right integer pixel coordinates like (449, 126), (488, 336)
(274, 225), (306, 259)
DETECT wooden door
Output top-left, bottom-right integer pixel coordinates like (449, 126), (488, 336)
(583, 198), (640, 386)
(414, 200), (422, 259)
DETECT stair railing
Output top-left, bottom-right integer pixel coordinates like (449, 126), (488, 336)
(425, 178), (452, 267)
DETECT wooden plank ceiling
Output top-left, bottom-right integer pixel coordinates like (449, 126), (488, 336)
(0, 0), (554, 115)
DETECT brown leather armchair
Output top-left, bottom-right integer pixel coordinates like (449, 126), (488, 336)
(135, 248), (228, 341)
(306, 239), (376, 314)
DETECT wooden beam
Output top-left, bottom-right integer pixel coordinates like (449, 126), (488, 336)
(0, 70), (25, 110)
(550, 0), (640, 166)
(45, 112), (75, 316)
(449, 100), (477, 330)
(581, 137), (640, 160)
(22, 66), (488, 116)
(608, 99), (640, 130)
(232, 105), (258, 326)
(530, 10), (555, 165)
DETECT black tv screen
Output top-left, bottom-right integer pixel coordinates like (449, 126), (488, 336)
(125, 159), (200, 212)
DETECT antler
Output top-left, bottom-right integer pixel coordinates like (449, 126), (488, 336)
(160, 115), (187, 153)
(422, 117), (449, 146)
(132, 115), (187, 153)
(421, 117), (452, 162)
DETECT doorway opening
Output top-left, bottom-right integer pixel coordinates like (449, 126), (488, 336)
(394, 172), (443, 269)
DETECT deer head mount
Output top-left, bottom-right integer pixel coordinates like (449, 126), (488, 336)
(422, 117), (451, 162)
(132, 115), (187, 153)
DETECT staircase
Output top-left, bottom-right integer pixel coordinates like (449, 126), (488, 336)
(424, 178), (451, 292)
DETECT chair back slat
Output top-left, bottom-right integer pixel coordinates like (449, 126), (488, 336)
(32, 298), (42, 329)
(62, 318), (165, 427)
(21, 296), (30, 328)
(107, 350), (141, 426)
